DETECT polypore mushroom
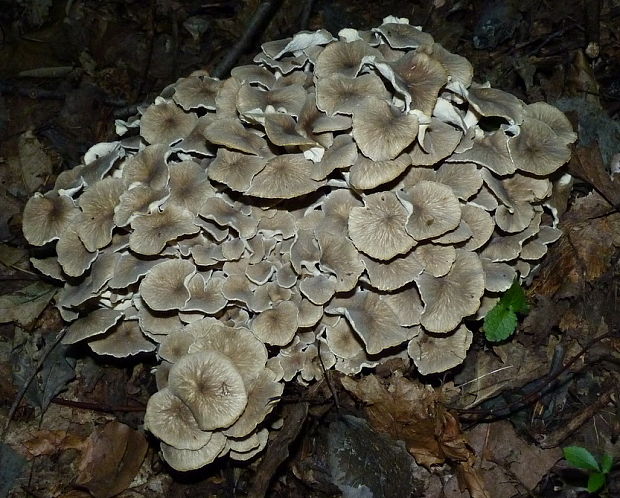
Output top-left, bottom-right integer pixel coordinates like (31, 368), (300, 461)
(23, 17), (574, 471)
(168, 351), (247, 431)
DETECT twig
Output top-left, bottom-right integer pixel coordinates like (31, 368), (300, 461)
(317, 340), (339, 412)
(248, 401), (309, 498)
(212, 0), (283, 79)
(138, 0), (157, 97)
(298, 0), (315, 31)
(50, 397), (145, 413)
(539, 383), (615, 448)
(1, 328), (67, 441)
(454, 331), (613, 420)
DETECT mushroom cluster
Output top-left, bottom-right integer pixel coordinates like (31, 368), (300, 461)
(23, 16), (575, 470)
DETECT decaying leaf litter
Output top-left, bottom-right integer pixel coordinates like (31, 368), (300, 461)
(1, 0), (619, 497)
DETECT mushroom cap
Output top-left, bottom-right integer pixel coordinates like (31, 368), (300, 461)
(168, 351), (247, 431)
(314, 40), (381, 79)
(415, 250), (485, 333)
(312, 135), (358, 181)
(139, 259), (195, 311)
(88, 320), (156, 357)
(316, 229), (364, 292)
(207, 149), (268, 193)
(129, 204), (199, 256)
(361, 251), (423, 291)
(114, 185), (168, 227)
(121, 144), (170, 190)
(140, 101), (197, 145)
(374, 21), (434, 49)
(76, 177), (125, 251)
(22, 192), (77, 246)
(448, 130), (516, 176)
(144, 388), (213, 450)
(525, 102), (576, 145)
(349, 154), (411, 190)
(56, 224), (98, 277)
(410, 119), (462, 166)
(400, 180), (462, 240)
(466, 86), (524, 124)
(432, 43), (473, 87)
(407, 324), (472, 375)
(383, 286), (424, 326)
(173, 75), (222, 111)
(508, 118), (571, 176)
(224, 368), (283, 438)
(264, 113), (316, 147)
(158, 330), (195, 363)
(348, 191), (415, 260)
(236, 83), (306, 117)
(316, 73), (389, 116)
(384, 49), (448, 115)
(63, 308), (123, 345)
(352, 97), (419, 161)
(251, 301), (298, 346)
(167, 160), (214, 214)
(160, 432), (227, 471)
(413, 243), (456, 277)
(246, 154), (324, 199)
(326, 290), (410, 354)
(204, 118), (267, 155)
(187, 323), (268, 388)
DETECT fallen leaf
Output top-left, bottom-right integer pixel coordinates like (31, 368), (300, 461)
(76, 421), (147, 498)
(341, 374), (490, 498)
(11, 339), (76, 411)
(0, 281), (56, 326)
(468, 421), (561, 492)
(568, 144), (620, 208)
(16, 130), (54, 194)
(531, 192), (620, 298)
(22, 430), (85, 457)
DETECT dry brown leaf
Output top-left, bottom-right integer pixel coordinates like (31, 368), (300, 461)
(75, 421), (147, 498)
(531, 192), (620, 298)
(22, 430), (85, 457)
(468, 421), (561, 493)
(341, 373), (490, 497)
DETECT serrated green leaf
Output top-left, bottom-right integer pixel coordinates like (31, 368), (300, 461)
(587, 472), (606, 493)
(601, 454), (613, 474)
(483, 305), (517, 342)
(501, 279), (529, 313)
(563, 446), (600, 472)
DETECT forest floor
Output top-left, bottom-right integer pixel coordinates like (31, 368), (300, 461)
(0, 1), (619, 497)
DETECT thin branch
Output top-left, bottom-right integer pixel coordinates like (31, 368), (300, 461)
(212, 0), (283, 79)
(2, 328), (67, 441)
(454, 331), (613, 421)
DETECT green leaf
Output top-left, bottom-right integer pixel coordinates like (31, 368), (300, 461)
(563, 446), (600, 472)
(483, 304), (517, 342)
(502, 279), (529, 313)
(587, 472), (606, 493)
(600, 454), (613, 474)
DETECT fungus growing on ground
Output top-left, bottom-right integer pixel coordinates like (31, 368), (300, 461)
(22, 16), (575, 471)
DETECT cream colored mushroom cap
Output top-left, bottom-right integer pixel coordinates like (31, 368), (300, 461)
(144, 387), (213, 450)
(348, 191), (415, 260)
(415, 250), (485, 333)
(160, 431), (227, 471)
(22, 192), (77, 246)
(139, 259), (195, 311)
(168, 351), (247, 431)
(401, 180), (461, 240)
